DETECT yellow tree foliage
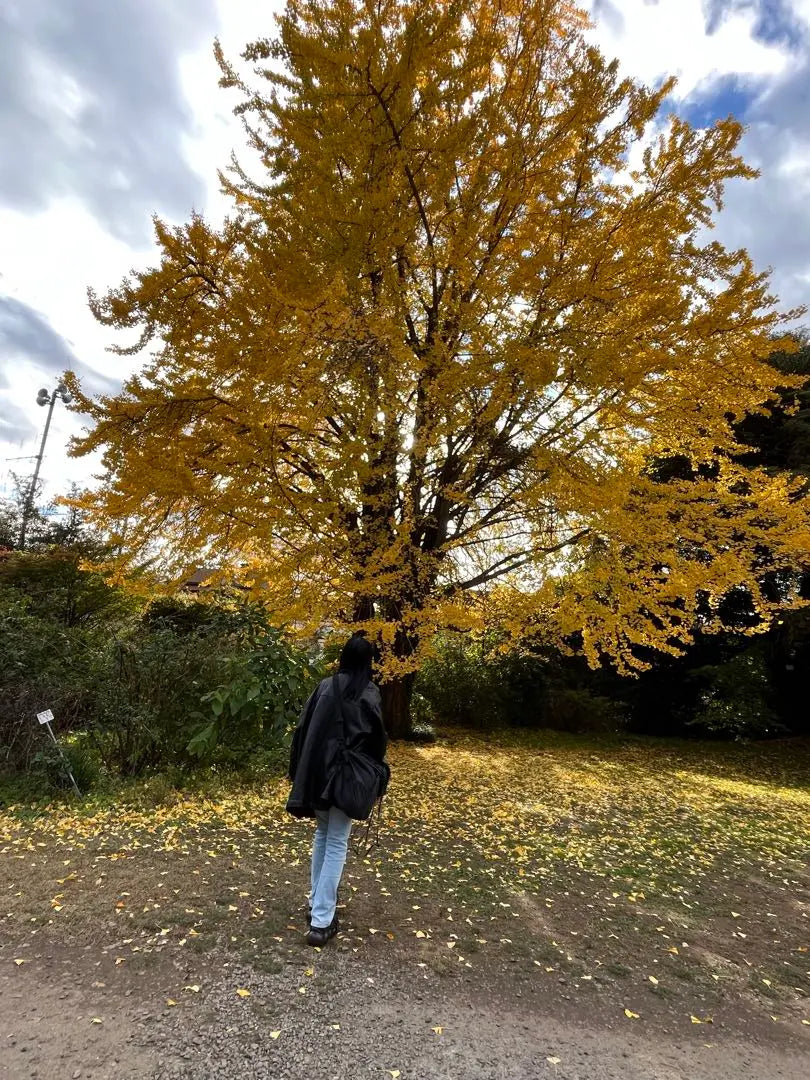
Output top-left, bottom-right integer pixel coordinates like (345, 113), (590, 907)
(69, 0), (808, 733)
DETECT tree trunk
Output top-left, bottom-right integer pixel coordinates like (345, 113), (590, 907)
(380, 671), (416, 740)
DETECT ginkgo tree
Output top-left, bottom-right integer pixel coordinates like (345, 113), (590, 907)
(69, 0), (808, 736)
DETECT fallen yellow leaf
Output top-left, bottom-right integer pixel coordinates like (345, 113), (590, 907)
(388, 1072), (400, 1079)
(547, 1057), (561, 1066)
(183, 985), (200, 993)
(304, 968), (314, 977)
(432, 1026), (443, 1035)
(270, 1030), (281, 1040)
(236, 988), (251, 998)
(166, 999), (177, 1007)
(90, 1018), (102, 1024)
(648, 976), (658, 985)
(624, 1009), (640, 1020)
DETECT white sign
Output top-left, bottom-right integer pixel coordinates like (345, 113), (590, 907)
(37, 709), (54, 725)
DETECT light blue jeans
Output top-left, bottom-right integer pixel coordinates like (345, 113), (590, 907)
(310, 806), (353, 929)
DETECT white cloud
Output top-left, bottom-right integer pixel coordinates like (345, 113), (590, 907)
(0, 1), (278, 503)
(1, 0), (808, 509)
(584, 0), (790, 98)
(584, 0), (810, 319)
(179, 0), (280, 226)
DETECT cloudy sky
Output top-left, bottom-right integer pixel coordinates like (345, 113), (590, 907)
(1, 0), (809, 507)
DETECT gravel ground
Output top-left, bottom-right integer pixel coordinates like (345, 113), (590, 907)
(2, 934), (808, 1080)
(146, 952), (808, 1080)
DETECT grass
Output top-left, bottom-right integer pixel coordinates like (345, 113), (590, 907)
(1, 728), (809, 1034)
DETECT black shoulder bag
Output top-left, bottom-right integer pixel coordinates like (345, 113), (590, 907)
(321, 673), (390, 822)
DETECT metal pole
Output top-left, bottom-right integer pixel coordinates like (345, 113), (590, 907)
(18, 386), (59, 548)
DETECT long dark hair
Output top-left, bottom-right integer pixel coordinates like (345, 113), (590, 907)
(338, 633), (375, 700)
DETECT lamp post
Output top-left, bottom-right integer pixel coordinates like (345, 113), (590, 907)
(18, 381), (72, 550)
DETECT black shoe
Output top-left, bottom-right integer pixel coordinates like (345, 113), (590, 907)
(306, 917), (339, 947)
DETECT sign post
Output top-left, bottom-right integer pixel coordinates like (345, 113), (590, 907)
(36, 710), (81, 797)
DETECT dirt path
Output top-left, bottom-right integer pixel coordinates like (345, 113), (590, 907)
(2, 937), (807, 1080)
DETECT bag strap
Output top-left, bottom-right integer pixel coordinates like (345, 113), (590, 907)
(331, 672), (347, 748)
(352, 795), (384, 858)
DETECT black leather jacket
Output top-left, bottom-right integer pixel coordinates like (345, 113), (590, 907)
(286, 674), (387, 818)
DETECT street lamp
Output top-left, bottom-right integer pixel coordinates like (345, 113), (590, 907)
(18, 381), (73, 550)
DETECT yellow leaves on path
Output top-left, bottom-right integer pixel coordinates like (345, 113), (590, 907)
(432, 1026), (443, 1035)
(90, 1018), (102, 1024)
(270, 1030), (282, 1040)
(2, 730), (809, 1038)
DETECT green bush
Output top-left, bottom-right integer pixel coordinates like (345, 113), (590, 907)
(26, 738), (100, 795)
(0, 587), (97, 772)
(84, 609), (318, 775)
(416, 634), (505, 728)
(0, 563), (320, 779)
(415, 632), (627, 734)
(543, 686), (626, 734)
(685, 648), (783, 739)
(0, 550), (137, 628)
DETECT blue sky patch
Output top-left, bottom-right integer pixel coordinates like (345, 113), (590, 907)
(674, 73), (764, 126)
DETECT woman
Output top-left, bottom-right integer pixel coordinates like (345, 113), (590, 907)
(287, 633), (388, 947)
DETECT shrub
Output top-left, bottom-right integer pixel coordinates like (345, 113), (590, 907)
(415, 632), (627, 734)
(543, 686), (627, 734)
(1, 570), (319, 779)
(416, 634), (504, 729)
(26, 738), (100, 796)
(0, 549), (137, 628)
(685, 648), (783, 739)
(0, 587), (96, 772)
(85, 604), (319, 775)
